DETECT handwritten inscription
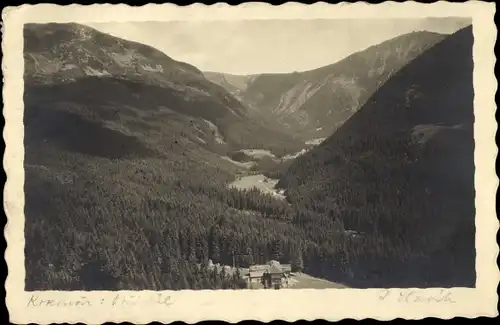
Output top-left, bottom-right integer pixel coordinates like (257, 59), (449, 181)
(378, 289), (456, 303)
(27, 293), (174, 308)
(27, 294), (92, 307)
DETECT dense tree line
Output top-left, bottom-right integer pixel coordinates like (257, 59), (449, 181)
(25, 134), (474, 290)
(25, 133), (395, 290)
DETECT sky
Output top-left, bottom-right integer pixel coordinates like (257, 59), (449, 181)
(88, 18), (471, 75)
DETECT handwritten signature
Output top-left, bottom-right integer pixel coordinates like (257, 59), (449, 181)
(377, 289), (456, 303)
(27, 293), (174, 308)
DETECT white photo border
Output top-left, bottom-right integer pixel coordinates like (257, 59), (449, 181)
(3, 2), (498, 323)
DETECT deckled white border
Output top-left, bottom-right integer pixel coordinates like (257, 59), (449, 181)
(3, 2), (498, 323)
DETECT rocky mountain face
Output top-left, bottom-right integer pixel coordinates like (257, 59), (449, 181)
(277, 26), (475, 287)
(205, 31), (446, 140)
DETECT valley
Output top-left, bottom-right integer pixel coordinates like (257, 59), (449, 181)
(23, 22), (475, 291)
(224, 137), (327, 200)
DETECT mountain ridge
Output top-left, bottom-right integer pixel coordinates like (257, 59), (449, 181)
(205, 30), (448, 140)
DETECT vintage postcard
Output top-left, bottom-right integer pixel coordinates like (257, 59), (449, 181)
(3, 1), (499, 323)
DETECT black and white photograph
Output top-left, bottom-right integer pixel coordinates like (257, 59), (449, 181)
(3, 2), (498, 323)
(21, 16), (477, 291)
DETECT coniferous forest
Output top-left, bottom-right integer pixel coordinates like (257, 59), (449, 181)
(23, 22), (475, 290)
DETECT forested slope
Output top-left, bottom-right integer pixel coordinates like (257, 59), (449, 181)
(278, 26), (475, 287)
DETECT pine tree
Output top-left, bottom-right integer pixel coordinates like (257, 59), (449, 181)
(272, 239), (283, 262)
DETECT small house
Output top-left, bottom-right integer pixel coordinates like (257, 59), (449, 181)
(245, 260), (291, 289)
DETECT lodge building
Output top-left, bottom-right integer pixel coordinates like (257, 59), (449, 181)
(244, 260), (292, 289)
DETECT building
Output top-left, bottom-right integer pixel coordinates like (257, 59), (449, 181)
(244, 260), (292, 289)
(246, 264), (267, 288)
(265, 264), (284, 289)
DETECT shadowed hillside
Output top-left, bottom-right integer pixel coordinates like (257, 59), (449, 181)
(206, 31), (447, 141)
(277, 26), (475, 287)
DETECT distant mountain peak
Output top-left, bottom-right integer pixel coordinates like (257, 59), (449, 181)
(24, 23), (208, 87)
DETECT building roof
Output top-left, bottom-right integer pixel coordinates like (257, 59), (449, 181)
(248, 262), (290, 275)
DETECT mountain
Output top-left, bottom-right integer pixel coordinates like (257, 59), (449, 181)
(24, 23), (303, 157)
(205, 31), (447, 140)
(203, 71), (301, 144)
(277, 26), (475, 287)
